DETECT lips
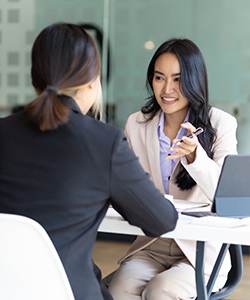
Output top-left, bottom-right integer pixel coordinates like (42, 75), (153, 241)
(162, 97), (178, 102)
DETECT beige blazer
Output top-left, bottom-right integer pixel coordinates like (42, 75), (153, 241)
(120, 107), (238, 277)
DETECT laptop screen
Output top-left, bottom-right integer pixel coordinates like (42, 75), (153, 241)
(213, 154), (250, 218)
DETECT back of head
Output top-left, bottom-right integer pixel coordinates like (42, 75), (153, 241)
(27, 23), (101, 131)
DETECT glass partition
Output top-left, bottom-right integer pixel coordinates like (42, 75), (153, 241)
(1, 0), (250, 153)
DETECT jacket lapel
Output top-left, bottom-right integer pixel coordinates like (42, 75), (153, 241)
(145, 111), (165, 194)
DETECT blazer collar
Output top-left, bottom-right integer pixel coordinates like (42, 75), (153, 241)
(145, 110), (165, 193)
(59, 95), (83, 114)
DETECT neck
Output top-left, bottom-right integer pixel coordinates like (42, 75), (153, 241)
(163, 108), (189, 142)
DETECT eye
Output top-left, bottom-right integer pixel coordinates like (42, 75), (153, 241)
(174, 77), (181, 82)
(154, 75), (164, 81)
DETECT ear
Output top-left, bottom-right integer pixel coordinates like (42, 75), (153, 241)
(76, 82), (94, 95)
(34, 88), (42, 95)
(88, 80), (96, 90)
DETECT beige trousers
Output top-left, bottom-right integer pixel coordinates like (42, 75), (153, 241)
(108, 238), (226, 300)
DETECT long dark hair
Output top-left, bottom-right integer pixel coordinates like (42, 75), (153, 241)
(26, 23), (101, 131)
(142, 38), (216, 190)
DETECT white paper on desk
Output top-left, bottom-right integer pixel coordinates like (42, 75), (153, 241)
(190, 216), (250, 228)
(172, 199), (210, 212)
(106, 207), (124, 219)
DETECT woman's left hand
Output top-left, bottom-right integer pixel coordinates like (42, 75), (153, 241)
(165, 122), (198, 164)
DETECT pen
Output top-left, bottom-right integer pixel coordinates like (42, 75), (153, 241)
(177, 127), (203, 145)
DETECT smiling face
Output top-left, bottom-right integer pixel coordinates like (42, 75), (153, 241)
(152, 52), (190, 120)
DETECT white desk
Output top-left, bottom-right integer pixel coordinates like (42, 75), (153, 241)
(98, 209), (250, 300)
(99, 210), (250, 245)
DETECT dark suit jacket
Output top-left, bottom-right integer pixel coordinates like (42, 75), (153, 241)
(0, 97), (178, 300)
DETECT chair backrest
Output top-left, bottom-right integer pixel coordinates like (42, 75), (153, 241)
(210, 244), (243, 300)
(0, 213), (75, 300)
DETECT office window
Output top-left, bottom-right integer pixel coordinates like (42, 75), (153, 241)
(7, 9), (19, 23)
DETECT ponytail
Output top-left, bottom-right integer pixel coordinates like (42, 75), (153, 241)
(26, 88), (69, 131)
(28, 23), (101, 131)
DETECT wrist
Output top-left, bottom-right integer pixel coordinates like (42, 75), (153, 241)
(186, 148), (197, 164)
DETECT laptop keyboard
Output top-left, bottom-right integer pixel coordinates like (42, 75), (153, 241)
(181, 211), (217, 217)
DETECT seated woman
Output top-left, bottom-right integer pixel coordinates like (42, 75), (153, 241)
(109, 38), (238, 300)
(0, 24), (178, 300)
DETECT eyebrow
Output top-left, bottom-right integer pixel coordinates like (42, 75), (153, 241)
(154, 70), (181, 77)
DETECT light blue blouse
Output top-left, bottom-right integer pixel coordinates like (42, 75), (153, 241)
(157, 110), (189, 194)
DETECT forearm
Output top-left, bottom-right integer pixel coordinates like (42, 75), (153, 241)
(181, 118), (238, 200)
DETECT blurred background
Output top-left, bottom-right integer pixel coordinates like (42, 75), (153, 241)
(1, 2), (250, 296)
(1, 0), (250, 154)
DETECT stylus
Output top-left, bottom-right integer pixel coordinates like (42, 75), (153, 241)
(177, 127), (203, 145)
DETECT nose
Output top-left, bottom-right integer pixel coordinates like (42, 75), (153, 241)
(163, 79), (174, 94)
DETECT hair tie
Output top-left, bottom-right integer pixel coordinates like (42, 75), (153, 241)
(45, 85), (58, 95)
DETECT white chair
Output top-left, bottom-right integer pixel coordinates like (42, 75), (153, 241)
(0, 213), (75, 300)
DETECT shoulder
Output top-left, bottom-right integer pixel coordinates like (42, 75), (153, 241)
(209, 106), (237, 129)
(126, 111), (145, 124)
(75, 112), (119, 133)
(0, 110), (27, 132)
(71, 113), (125, 148)
(209, 106), (235, 121)
(126, 110), (161, 129)
(125, 111), (145, 137)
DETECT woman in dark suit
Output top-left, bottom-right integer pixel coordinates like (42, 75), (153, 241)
(0, 23), (178, 300)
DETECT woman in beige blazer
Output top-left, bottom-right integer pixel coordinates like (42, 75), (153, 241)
(109, 38), (238, 300)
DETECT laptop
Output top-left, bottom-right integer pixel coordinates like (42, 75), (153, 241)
(182, 154), (250, 218)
